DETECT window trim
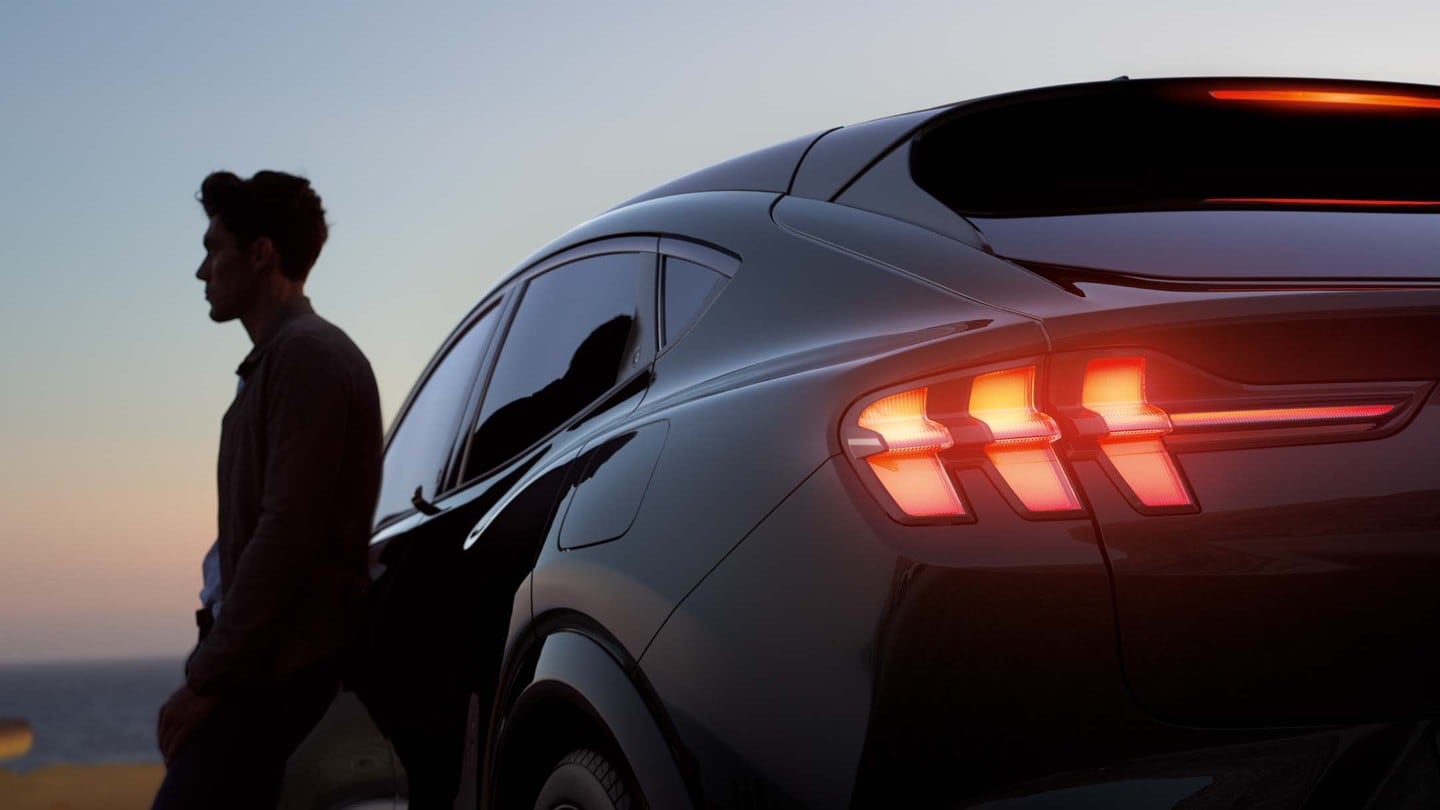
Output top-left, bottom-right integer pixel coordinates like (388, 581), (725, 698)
(435, 291), (521, 498)
(654, 238), (739, 357)
(375, 234), (735, 530)
(658, 236), (739, 277)
(448, 236), (661, 489)
(381, 293), (508, 455)
(375, 292), (510, 532)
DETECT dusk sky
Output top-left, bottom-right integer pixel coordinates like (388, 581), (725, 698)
(3, 1), (1438, 663)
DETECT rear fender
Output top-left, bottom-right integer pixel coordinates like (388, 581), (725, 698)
(487, 624), (694, 810)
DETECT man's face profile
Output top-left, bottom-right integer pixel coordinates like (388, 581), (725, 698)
(195, 217), (258, 323)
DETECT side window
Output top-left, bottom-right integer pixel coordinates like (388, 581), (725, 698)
(462, 252), (646, 479)
(375, 305), (500, 526)
(661, 256), (725, 346)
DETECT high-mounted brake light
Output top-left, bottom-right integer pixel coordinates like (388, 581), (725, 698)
(1081, 358), (1193, 508)
(856, 388), (966, 518)
(1205, 197), (1440, 208)
(1210, 89), (1440, 111)
(969, 367), (1082, 513)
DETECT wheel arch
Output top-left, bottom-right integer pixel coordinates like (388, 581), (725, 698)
(485, 614), (696, 810)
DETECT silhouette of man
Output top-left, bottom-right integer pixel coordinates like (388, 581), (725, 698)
(153, 171), (382, 809)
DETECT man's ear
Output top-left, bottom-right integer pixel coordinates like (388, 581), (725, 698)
(250, 236), (280, 274)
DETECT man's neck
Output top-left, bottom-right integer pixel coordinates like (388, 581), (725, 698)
(240, 284), (307, 346)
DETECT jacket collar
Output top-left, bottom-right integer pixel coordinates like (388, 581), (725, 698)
(236, 295), (314, 378)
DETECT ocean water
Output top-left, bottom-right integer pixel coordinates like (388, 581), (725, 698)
(0, 657), (184, 772)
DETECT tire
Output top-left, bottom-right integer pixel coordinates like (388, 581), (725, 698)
(532, 747), (632, 810)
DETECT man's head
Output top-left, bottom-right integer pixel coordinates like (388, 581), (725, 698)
(195, 170), (328, 323)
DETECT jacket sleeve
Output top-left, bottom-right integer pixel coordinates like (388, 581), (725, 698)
(186, 335), (351, 695)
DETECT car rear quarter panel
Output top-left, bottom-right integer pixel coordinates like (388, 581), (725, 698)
(637, 447), (1436, 807)
(629, 197), (1440, 804)
(527, 192), (1047, 665)
(1039, 286), (1440, 726)
(636, 450), (1356, 807)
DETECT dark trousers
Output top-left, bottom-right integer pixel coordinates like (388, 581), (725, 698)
(151, 660), (339, 810)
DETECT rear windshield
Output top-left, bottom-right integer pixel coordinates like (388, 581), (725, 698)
(913, 83), (1440, 217)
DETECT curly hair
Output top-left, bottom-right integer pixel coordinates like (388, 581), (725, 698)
(198, 170), (329, 282)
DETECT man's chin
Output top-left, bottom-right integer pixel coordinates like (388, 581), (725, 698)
(206, 305), (237, 323)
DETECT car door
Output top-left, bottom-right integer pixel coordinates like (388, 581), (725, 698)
(357, 240), (659, 806)
(350, 292), (508, 805)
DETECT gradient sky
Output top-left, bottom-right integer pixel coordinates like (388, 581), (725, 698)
(2, 0), (1438, 663)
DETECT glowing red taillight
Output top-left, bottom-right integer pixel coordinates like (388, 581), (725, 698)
(969, 367), (1082, 513)
(856, 388), (965, 518)
(847, 353), (1416, 524)
(849, 364), (1081, 520)
(1070, 356), (1403, 512)
(1081, 357), (1193, 508)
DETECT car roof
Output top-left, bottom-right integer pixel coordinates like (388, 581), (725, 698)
(614, 76), (1440, 211)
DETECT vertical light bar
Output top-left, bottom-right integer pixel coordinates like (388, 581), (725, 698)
(1082, 357), (1193, 508)
(968, 367), (1082, 513)
(857, 388), (966, 517)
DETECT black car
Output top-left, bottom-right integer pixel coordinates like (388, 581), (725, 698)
(287, 77), (1440, 809)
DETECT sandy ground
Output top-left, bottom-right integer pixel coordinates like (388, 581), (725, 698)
(0, 764), (165, 810)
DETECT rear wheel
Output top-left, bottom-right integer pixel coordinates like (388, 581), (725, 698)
(532, 748), (632, 810)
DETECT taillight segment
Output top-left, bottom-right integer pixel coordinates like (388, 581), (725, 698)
(845, 353), (1422, 524)
(969, 368), (1081, 514)
(1080, 357), (1192, 509)
(846, 362), (1083, 521)
(856, 388), (965, 518)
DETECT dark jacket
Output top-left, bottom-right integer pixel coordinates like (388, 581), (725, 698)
(186, 296), (382, 696)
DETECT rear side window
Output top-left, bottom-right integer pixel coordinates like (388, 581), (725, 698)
(914, 82), (1440, 216)
(376, 305), (500, 526)
(661, 256), (724, 346)
(463, 252), (646, 478)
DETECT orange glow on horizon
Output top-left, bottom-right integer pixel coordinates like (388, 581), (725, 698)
(0, 721), (33, 760)
(1210, 89), (1440, 110)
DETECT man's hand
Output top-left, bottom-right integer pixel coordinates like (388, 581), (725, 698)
(156, 684), (218, 765)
